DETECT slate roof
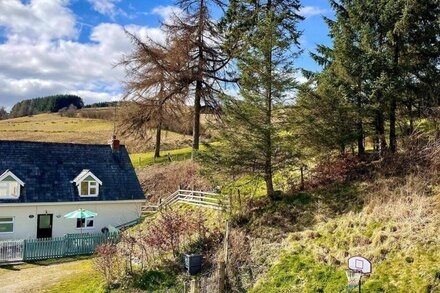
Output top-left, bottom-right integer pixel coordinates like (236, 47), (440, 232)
(0, 140), (145, 204)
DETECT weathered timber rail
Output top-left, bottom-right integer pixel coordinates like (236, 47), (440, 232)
(142, 189), (228, 214)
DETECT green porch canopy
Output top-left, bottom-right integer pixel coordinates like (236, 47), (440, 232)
(64, 208), (97, 219)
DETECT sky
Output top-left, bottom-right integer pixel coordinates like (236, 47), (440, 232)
(0, 0), (334, 109)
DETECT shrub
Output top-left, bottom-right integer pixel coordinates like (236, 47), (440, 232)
(58, 105), (77, 117)
(137, 161), (212, 203)
(94, 243), (123, 289)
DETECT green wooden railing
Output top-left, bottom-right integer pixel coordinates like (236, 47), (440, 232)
(23, 232), (118, 261)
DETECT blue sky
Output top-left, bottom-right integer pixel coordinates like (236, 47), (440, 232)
(0, 0), (333, 109)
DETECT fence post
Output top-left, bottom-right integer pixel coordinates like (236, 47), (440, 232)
(218, 261), (226, 293)
(22, 239), (27, 261)
(300, 166), (305, 191)
(190, 278), (200, 293)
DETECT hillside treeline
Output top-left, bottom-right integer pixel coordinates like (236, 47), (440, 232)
(84, 101), (118, 108)
(10, 95), (84, 118)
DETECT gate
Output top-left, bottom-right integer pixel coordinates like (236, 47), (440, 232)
(0, 240), (24, 263)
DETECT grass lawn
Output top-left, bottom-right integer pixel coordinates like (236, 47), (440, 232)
(0, 256), (106, 292)
(130, 145), (209, 168)
(41, 259), (106, 293)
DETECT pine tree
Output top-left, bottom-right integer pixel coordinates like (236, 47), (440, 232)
(209, 0), (303, 199)
(312, 0), (440, 156)
(0, 107), (7, 120)
(294, 69), (358, 157)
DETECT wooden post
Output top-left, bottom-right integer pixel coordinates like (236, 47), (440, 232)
(190, 278), (200, 293)
(224, 220), (230, 265)
(218, 261), (226, 293)
(300, 166), (305, 191)
(237, 189), (242, 215)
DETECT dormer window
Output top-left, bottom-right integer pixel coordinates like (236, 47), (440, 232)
(72, 170), (102, 197)
(0, 170), (24, 199)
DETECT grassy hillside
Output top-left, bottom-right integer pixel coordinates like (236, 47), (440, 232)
(0, 113), (192, 153)
(230, 164), (440, 292)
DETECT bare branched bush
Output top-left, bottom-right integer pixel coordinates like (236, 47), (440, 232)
(137, 161), (212, 202)
(225, 229), (254, 292)
(58, 105), (77, 118)
(78, 108), (115, 120)
(94, 243), (124, 288)
(308, 155), (362, 188)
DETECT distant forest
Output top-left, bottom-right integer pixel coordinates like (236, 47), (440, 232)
(10, 95), (84, 117)
(84, 101), (118, 108)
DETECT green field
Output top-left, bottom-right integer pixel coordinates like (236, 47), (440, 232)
(130, 145), (210, 168)
(0, 113), (192, 154)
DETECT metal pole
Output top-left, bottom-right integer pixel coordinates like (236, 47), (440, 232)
(359, 275), (362, 293)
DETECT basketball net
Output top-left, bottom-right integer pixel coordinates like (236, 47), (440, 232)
(346, 270), (362, 289)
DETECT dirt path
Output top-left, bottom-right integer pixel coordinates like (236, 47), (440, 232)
(0, 259), (90, 293)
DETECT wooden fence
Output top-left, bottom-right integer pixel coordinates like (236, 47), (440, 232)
(0, 232), (118, 264)
(0, 240), (24, 263)
(142, 189), (228, 214)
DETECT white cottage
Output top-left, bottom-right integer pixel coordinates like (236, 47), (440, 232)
(0, 139), (146, 240)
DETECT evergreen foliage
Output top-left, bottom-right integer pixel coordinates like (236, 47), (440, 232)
(206, 0), (303, 199)
(10, 95), (83, 118)
(84, 102), (118, 108)
(303, 0), (440, 156)
(0, 107), (7, 120)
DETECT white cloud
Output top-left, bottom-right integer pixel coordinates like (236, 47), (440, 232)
(0, 0), (77, 42)
(0, 1), (169, 108)
(86, 0), (124, 18)
(300, 6), (327, 18)
(68, 90), (122, 104)
(295, 72), (308, 84)
(151, 5), (183, 24)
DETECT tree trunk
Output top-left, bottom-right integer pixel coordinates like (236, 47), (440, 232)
(408, 98), (414, 134)
(192, 81), (202, 153)
(390, 39), (399, 153)
(356, 90), (365, 158)
(264, 0), (276, 200)
(265, 172), (276, 199)
(375, 108), (387, 156)
(389, 97), (397, 153)
(154, 121), (162, 158)
(357, 120), (365, 157)
(192, 0), (205, 155)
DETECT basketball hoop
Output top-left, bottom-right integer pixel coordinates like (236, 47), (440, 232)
(347, 256), (372, 292)
(346, 270), (362, 289)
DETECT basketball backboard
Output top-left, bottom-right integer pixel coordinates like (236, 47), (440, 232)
(348, 256), (372, 274)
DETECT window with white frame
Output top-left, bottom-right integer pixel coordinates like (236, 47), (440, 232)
(0, 217), (14, 233)
(80, 177), (99, 196)
(76, 217), (94, 229)
(0, 181), (19, 198)
(0, 171), (24, 199)
(72, 170), (102, 197)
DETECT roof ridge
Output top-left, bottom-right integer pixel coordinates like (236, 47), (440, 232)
(0, 140), (126, 147)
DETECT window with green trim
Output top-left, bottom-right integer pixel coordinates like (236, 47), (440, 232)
(0, 217), (14, 233)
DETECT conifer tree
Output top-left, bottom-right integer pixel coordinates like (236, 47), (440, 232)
(310, 0), (440, 156)
(209, 0), (303, 199)
(120, 33), (187, 157)
(166, 0), (233, 154)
